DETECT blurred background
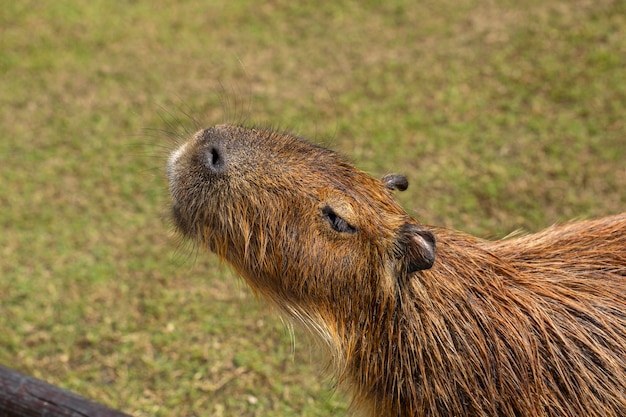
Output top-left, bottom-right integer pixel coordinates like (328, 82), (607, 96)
(1, 1), (624, 416)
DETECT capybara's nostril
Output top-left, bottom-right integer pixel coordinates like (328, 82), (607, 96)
(205, 145), (225, 173)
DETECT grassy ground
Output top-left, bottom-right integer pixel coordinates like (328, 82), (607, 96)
(1, 0), (624, 416)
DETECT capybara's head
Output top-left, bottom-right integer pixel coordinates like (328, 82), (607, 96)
(167, 124), (434, 332)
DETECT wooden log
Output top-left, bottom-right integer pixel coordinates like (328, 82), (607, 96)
(0, 365), (132, 417)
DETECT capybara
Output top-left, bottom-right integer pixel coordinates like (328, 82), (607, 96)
(166, 124), (626, 417)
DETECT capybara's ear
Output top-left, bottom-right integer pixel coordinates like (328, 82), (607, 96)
(382, 174), (409, 191)
(398, 223), (436, 272)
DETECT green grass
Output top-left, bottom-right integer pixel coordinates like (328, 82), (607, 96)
(1, 0), (624, 416)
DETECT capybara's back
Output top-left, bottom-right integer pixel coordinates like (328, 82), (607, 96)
(167, 124), (626, 417)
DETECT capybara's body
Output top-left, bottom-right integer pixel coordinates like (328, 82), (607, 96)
(167, 124), (626, 417)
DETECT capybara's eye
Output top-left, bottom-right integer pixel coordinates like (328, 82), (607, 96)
(321, 205), (357, 234)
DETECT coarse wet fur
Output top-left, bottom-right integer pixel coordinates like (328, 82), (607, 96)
(166, 124), (626, 417)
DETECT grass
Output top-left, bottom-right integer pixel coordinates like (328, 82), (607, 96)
(1, 0), (624, 416)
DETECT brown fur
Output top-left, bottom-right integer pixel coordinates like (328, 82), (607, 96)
(167, 124), (626, 417)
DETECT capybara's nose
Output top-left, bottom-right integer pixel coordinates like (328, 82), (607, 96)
(203, 144), (226, 174)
